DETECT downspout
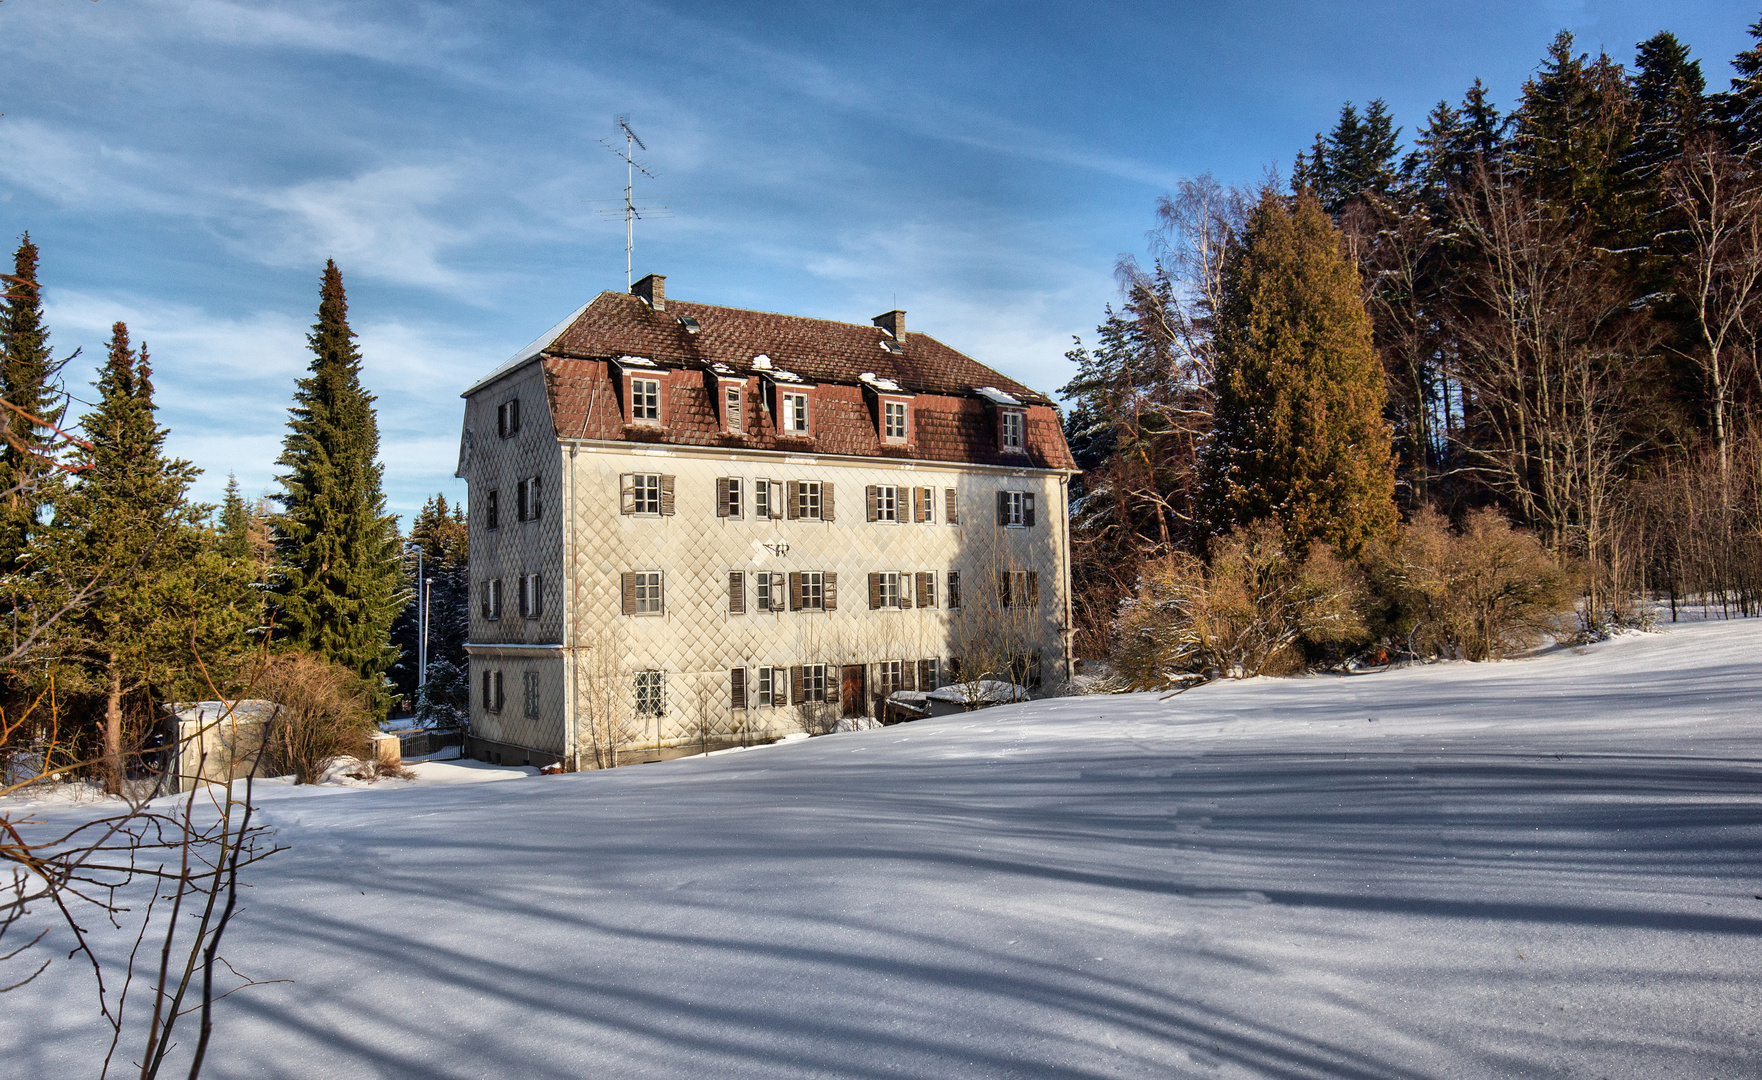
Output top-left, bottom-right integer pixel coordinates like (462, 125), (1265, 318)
(1059, 474), (1074, 681)
(565, 441), (583, 770)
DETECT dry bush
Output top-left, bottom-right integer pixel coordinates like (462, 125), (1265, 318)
(1112, 521), (1369, 686)
(1376, 509), (1575, 660)
(252, 652), (376, 784)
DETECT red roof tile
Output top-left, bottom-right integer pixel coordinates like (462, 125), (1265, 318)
(526, 292), (1075, 471)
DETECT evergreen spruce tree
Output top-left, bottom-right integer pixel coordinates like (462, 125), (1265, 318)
(1510, 32), (1643, 246)
(0, 234), (68, 576)
(218, 474), (252, 562)
(1719, 14), (1762, 154)
(51, 324), (208, 791)
(1632, 31), (1707, 172)
(1199, 190), (1397, 559)
(272, 261), (403, 715)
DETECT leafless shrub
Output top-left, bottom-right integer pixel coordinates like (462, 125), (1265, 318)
(1375, 509), (1576, 660)
(1112, 521), (1369, 686)
(252, 652), (375, 784)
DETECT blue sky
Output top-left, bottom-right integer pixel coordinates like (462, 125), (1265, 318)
(0, 0), (1754, 524)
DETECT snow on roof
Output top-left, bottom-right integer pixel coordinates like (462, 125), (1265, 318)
(461, 300), (593, 397)
(927, 680), (1031, 706)
(709, 362), (737, 377)
(975, 386), (1023, 406)
(859, 371), (905, 393)
(751, 353), (773, 370)
(613, 354), (664, 369)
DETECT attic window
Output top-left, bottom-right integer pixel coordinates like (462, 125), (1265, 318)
(879, 338), (904, 355)
(676, 315), (701, 334)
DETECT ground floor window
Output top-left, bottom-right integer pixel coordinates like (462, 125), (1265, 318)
(522, 670), (540, 718)
(794, 663), (828, 703)
(634, 670), (666, 716)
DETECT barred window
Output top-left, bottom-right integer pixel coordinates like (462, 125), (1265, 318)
(522, 670), (540, 719)
(631, 377), (661, 422)
(634, 670), (665, 717)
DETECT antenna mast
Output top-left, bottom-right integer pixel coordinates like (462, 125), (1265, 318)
(599, 116), (658, 290)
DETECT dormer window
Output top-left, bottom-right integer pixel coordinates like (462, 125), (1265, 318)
(1000, 410), (1025, 451)
(883, 401), (907, 442)
(725, 384), (743, 433)
(631, 377), (661, 423)
(782, 391), (809, 433)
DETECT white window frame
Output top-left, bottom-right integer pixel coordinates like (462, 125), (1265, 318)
(519, 573), (543, 619)
(800, 571), (825, 611)
(634, 670), (665, 717)
(883, 400), (907, 442)
(482, 578), (503, 621)
(755, 478), (781, 519)
(782, 391), (809, 433)
(801, 663), (828, 703)
(877, 484), (898, 523)
(757, 666), (778, 707)
(497, 398), (520, 439)
(879, 571), (902, 609)
(631, 473), (662, 516)
(724, 477), (743, 518)
(633, 571), (664, 615)
(1000, 409), (1025, 450)
(631, 377), (661, 423)
(797, 480), (822, 520)
(1003, 490), (1027, 527)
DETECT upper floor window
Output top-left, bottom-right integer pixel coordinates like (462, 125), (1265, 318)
(788, 480), (830, 521)
(717, 477), (743, 518)
(480, 578), (503, 621)
(793, 570), (827, 611)
(912, 486), (934, 523)
(868, 571), (910, 609)
(631, 377), (661, 423)
(725, 385), (743, 433)
(486, 489), (499, 530)
(782, 391), (809, 433)
(497, 398), (521, 439)
(867, 484), (899, 523)
(947, 570), (962, 610)
(519, 573), (544, 619)
(755, 571), (785, 612)
(621, 473), (675, 516)
(883, 401), (907, 441)
(622, 571), (665, 615)
(1000, 409), (1025, 450)
(998, 569), (1040, 609)
(755, 479), (784, 520)
(516, 476), (542, 522)
(998, 490), (1036, 528)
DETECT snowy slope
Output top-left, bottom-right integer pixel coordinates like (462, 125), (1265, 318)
(7, 620), (1761, 1079)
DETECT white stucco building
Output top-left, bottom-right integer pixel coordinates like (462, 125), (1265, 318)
(456, 274), (1077, 768)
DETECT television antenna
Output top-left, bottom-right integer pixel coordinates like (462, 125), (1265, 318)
(596, 116), (670, 290)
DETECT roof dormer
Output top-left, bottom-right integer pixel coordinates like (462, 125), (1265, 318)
(860, 372), (914, 447)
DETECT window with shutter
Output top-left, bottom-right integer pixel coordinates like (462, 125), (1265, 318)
(998, 570), (1012, 608)
(716, 477), (731, 517)
(790, 665), (805, 704)
(482, 670), (493, 710)
(1028, 571), (1040, 606)
(897, 571), (913, 608)
(659, 474), (676, 515)
(902, 661), (917, 691)
(997, 490), (1009, 526)
(486, 489), (499, 530)
(725, 385), (743, 433)
(728, 571), (746, 614)
(786, 481), (800, 520)
(866, 485), (878, 522)
(730, 668), (747, 710)
(625, 474), (662, 515)
(917, 659), (938, 690)
(916, 571), (935, 608)
(632, 571), (663, 614)
(757, 666), (776, 706)
(621, 572), (637, 615)
(822, 482), (835, 521)
(497, 398), (521, 438)
(823, 572), (837, 610)
(945, 488), (958, 524)
(620, 474), (637, 515)
(1024, 492), (1036, 527)
(789, 572), (803, 611)
(868, 572), (882, 610)
(947, 571), (961, 609)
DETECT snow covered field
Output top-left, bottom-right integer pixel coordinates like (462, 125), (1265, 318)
(7, 620), (1761, 1078)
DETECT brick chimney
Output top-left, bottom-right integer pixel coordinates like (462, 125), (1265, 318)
(633, 274), (665, 312)
(872, 309), (905, 340)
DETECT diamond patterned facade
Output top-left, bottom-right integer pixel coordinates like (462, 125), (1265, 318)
(459, 278), (1076, 769)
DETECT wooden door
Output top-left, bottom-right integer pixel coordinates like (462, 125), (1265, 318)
(840, 665), (865, 718)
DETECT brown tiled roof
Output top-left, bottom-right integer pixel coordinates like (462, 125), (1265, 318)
(525, 291), (1075, 471)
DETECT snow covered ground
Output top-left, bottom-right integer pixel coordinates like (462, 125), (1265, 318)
(6, 620), (1760, 1078)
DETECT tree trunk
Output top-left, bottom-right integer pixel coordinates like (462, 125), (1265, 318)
(104, 655), (124, 795)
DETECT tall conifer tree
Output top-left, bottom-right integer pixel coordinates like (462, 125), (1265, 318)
(0, 234), (68, 575)
(273, 261), (403, 714)
(52, 324), (205, 790)
(1199, 190), (1397, 559)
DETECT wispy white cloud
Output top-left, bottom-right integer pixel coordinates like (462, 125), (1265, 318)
(250, 167), (471, 290)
